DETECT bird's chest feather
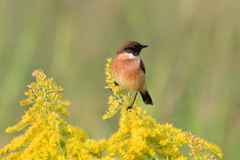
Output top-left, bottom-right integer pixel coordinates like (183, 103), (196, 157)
(111, 58), (145, 92)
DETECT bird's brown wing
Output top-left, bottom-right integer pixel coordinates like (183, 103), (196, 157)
(140, 59), (146, 73)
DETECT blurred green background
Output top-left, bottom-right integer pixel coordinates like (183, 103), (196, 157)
(0, 0), (239, 159)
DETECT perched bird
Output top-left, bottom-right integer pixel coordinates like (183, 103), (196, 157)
(111, 41), (153, 109)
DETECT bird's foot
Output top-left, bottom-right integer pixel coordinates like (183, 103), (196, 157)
(127, 105), (133, 110)
(114, 82), (119, 86)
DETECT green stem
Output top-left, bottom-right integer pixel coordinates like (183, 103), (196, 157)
(42, 83), (47, 102)
(197, 154), (202, 160)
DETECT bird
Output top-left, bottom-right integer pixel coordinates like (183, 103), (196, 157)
(111, 41), (154, 109)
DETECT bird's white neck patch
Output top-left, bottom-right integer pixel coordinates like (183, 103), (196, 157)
(128, 53), (139, 59)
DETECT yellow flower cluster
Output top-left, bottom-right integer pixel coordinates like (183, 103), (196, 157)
(0, 69), (86, 159)
(102, 58), (223, 160)
(0, 61), (223, 160)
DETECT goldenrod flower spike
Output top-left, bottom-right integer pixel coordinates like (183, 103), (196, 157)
(0, 69), (83, 159)
(103, 58), (223, 159)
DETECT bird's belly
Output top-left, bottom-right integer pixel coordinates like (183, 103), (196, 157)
(114, 74), (145, 92)
(112, 59), (145, 92)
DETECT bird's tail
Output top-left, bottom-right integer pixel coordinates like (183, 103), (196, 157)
(140, 84), (154, 105)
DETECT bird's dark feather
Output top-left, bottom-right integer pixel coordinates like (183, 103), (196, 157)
(140, 59), (146, 73)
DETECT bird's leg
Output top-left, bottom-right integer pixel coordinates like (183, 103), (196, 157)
(127, 92), (138, 110)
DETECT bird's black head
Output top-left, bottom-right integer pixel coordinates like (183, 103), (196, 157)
(117, 41), (148, 56)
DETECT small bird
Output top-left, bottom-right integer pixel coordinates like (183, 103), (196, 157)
(111, 41), (154, 109)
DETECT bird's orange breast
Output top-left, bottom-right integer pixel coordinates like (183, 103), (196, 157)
(111, 54), (145, 92)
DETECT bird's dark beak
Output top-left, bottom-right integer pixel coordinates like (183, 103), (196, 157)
(141, 45), (148, 48)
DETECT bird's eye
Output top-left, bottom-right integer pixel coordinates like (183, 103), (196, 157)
(126, 45), (138, 52)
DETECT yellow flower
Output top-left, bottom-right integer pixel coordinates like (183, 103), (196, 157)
(0, 69), (76, 159)
(0, 61), (223, 160)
